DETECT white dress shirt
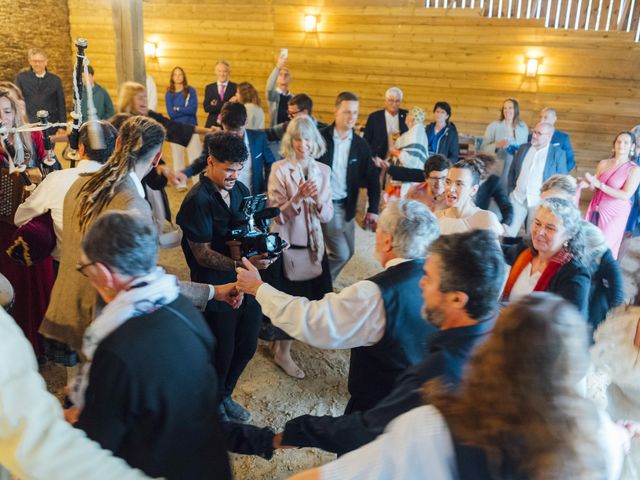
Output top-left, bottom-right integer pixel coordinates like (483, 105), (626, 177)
(512, 144), (549, 207)
(14, 160), (102, 260)
(330, 129), (352, 200)
(384, 110), (400, 136)
(127, 171), (146, 198)
(237, 132), (253, 194)
(255, 258), (412, 349)
(320, 405), (626, 480)
(509, 263), (541, 301)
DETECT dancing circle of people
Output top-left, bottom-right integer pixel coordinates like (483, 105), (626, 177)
(1, 47), (640, 480)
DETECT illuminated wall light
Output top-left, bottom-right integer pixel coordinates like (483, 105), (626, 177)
(304, 14), (319, 32)
(525, 56), (541, 78)
(144, 41), (158, 59)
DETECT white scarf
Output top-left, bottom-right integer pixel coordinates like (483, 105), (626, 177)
(70, 267), (180, 408)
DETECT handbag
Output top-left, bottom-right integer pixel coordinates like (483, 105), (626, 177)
(282, 245), (322, 281)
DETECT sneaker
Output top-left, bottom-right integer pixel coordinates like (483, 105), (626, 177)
(222, 396), (251, 423)
(218, 402), (230, 423)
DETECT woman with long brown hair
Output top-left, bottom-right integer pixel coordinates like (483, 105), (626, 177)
(292, 294), (627, 479)
(235, 81), (264, 129)
(165, 67), (201, 178)
(40, 116), (166, 365)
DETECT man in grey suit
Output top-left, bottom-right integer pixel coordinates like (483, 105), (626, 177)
(504, 122), (568, 237)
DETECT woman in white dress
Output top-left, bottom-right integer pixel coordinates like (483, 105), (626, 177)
(435, 158), (503, 237)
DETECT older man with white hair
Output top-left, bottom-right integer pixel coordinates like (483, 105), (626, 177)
(363, 86), (408, 168)
(236, 199), (440, 414)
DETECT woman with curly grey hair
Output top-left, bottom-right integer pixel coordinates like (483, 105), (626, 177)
(502, 197), (591, 317)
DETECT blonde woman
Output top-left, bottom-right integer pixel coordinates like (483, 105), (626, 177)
(263, 115), (333, 378)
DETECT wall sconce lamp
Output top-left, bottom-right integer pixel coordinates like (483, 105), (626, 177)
(525, 56), (542, 78)
(144, 41), (158, 59)
(304, 14), (319, 32)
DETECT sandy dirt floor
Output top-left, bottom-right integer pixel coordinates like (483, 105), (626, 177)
(40, 158), (640, 479)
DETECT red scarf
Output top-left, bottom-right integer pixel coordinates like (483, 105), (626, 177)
(503, 247), (573, 300)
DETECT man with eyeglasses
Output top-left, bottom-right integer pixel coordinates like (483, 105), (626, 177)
(387, 154), (451, 212)
(504, 121), (568, 237)
(15, 48), (66, 135)
(363, 87), (408, 169)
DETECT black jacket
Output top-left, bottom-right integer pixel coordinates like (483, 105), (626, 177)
(503, 242), (591, 319)
(363, 109), (408, 159)
(203, 81), (237, 128)
(282, 319), (494, 455)
(588, 249), (625, 331)
(15, 69), (66, 123)
(425, 121), (459, 161)
(317, 124), (381, 221)
(475, 175), (514, 225)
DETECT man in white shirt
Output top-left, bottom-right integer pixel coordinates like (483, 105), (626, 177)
(316, 92), (381, 280)
(237, 199), (439, 412)
(505, 122), (568, 237)
(363, 87), (408, 168)
(14, 121), (118, 263)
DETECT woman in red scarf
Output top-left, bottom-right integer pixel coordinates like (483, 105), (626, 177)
(502, 197), (590, 318)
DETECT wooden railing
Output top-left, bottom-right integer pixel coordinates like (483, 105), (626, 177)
(425, 0), (640, 40)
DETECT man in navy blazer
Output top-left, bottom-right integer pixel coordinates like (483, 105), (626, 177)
(363, 87), (408, 167)
(318, 92), (381, 280)
(183, 103), (275, 195)
(203, 60), (238, 128)
(504, 122), (568, 237)
(540, 107), (575, 171)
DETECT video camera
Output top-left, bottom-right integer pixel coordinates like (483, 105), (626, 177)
(225, 193), (287, 260)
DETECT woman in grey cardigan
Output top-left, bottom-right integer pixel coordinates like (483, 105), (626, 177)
(480, 98), (529, 190)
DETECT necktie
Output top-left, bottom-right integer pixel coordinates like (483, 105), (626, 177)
(218, 84), (226, 100)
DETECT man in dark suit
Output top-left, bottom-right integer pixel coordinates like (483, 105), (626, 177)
(203, 60), (237, 128)
(15, 48), (66, 134)
(540, 107), (575, 171)
(318, 92), (381, 280)
(182, 102), (275, 195)
(363, 87), (408, 168)
(505, 122), (568, 237)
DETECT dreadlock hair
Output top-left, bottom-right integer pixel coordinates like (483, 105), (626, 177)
(75, 116), (166, 233)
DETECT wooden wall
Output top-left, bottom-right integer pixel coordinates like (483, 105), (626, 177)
(68, 0), (640, 174)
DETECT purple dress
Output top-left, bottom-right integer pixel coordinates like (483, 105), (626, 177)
(585, 161), (637, 258)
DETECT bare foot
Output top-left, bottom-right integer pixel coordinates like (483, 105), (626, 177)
(273, 352), (305, 379)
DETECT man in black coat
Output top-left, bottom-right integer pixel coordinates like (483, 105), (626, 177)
(272, 230), (506, 455)
(363, 87), (408, 168)
(318, 91), (381, 280)
(15, 48), (66, 134)
(203, 60), (237, 128)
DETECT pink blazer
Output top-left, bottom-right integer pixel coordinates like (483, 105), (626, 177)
(267, 158), (333, 247)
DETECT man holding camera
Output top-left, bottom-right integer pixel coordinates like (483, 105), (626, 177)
(177, 132), (272, 423)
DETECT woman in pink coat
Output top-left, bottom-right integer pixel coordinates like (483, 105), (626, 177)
(263, 115), (334, 378)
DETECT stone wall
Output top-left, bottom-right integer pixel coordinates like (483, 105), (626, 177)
(0, 0), (73, 112)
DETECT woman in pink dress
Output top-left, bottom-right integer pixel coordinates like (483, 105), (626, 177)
(583, 131), (640, 258)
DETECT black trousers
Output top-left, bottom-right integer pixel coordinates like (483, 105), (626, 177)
(204, 296), (262, 398)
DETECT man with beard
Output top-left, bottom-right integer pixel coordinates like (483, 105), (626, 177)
(271, 229), (506, 455)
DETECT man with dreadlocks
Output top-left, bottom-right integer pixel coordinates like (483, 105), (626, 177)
(40, 116), (166, 361)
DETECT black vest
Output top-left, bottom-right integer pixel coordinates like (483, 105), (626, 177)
(348, 259), (436, 411)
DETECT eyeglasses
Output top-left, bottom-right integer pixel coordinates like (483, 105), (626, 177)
(76, 260), (97, 277)
(532, 130), (549, 136)
(287, 109), (301, 119)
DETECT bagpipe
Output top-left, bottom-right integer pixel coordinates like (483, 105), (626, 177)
(3, 39), (105, 266)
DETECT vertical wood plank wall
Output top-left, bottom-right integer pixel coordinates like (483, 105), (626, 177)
(68, 0), (639, 173)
